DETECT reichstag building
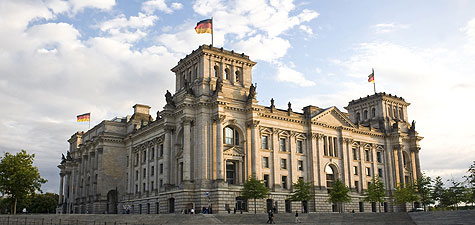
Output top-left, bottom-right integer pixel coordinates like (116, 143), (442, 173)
(57, 45), (423, 214)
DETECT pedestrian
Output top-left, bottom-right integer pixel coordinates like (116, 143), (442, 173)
(191, 208), (195, 214)
(270, 211), (275, 224)
(267, 210), (272, 224)
(295, 211), (301, 223)
(227, 207), (231, 214)
(234, 207), (236, 214)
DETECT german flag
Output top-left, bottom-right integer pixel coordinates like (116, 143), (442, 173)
(77, 113), (90, 122)
(195, 19), (212, 34)
(368, 68), (375, 83)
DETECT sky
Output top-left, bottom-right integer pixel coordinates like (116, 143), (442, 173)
(1, 0), (474, 193)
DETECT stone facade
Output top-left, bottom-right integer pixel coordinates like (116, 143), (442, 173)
(57, 45), (423, 214)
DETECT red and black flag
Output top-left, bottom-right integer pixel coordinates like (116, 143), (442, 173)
(195, 19), (212, 34)
(368, 68), (375, 83)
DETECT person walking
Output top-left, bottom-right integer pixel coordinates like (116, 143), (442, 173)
(295, 211), (301, 223)
(267, 210), (272, 224)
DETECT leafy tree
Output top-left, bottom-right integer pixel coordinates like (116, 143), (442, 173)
(393, 184), (417, 212)
(440, 188), (456, 208)
(462, 186), (474, 206)
(328, 179), (351, 213)
(416, 174), (433, 211)
(288, 179), (312, 212)
(445, 178), (464, 209)
(463, 161), (475, 206)
(0, 150), (47, 214)
(364, 178), (386, 212)
(29, 193), (59, 213)
(241, 176), (270, 214)
(288, 179), (312, 202)
(431, 176), (444, 206)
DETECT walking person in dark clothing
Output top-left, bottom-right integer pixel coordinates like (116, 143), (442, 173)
(267, 210), (272, 224)
(295, 211), (301, 223)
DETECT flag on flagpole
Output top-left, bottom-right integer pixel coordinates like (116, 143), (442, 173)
(77, 113), (90, 122)
(368, 68), (375, 83)
(195, 19), (212, 34)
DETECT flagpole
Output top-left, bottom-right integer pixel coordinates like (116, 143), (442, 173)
(89, 112), (91, 130)
(211, 17), (214, 47)
(373, 82), (376, 94)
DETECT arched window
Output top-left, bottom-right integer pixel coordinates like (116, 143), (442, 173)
(371, 108), (376, 118)
(224, 126), (240, 145)
(356, 112), (361, 122)
(224, 68), (230, 80)
(394, 107), (398, 119)
(388, 107), (391, 117)
(403, 152), (409, 167)
(399, 107), (404, 120)
(214, 65), (219, 77)
(363, 110), (368, 120)
(325, 165), (337, 188)
(235, 70), (240, 83)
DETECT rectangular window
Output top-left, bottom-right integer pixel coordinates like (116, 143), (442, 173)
(333, 137), (338, 157)
(143, 183), (146, 192)
(135, 170), (139, 180)
(160, 163), (163, 174)
(323, 136), (328, 156)
(352, 148), (358, 160)
(281, 158), (287, 169)
(159, 179), (163, 187)
(355, 181), (359, 192)
(282, 176), (288, 189)
(280, 138), (286, 151)
(143, 168), (146, 178)
(151, 181), (154, 191)
(151, 166), (155, 176)
(298, 160), (304, 171)
(262, 157), (269, 168)
(328, 137), (333, 156)
(160, 144), (164, 157)
(263, 174), (269, 187)
(378, 168), (383, 178)
(127, 156), (129, 167)
(366, 167), (371, 176)
(297, 140), (303, 153)
(353, 166), (358, 175)
(136, 153), (139, 165)
(377, 151), (382, 163)
(261, 136), (269, 149)
(135, 184), (138, 193)
(143, 150), (147, 162)
(365, 150), (371, 161)
(151, 147), (155, 159)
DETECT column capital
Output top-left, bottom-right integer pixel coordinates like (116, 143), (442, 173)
(213, 115), (226, 123)
(181, 116), (193, 126)
(164, 125), (175, 133)
(343, 137), (353, 144)
(246, 120), (260, 128)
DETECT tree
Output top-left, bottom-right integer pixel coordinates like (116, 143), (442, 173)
(364, 178), (386, 212)
(29, 193), (59, 213)
(288, 179), (312, 212)
(241, 176), (270, 214)
(432, 176), (444, 206)
(0, 150), (47, 214)
(328, 179), (351, 213)
(393, 184), (417, 212)
(416, 174), (433, 211)
(445, 178), (464, 209)
(463, 161), (475, 206)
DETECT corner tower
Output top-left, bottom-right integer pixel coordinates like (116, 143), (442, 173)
(170, 45), (256, 101)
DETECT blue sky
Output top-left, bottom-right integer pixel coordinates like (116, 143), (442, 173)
(1, 0), (474, 193)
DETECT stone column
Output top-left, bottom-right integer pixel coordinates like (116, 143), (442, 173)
(310, 133), (318, 187)
(216, 115), (226, 180)
(59, 173), (65, 205)
(163, 127), (172, 185)
(289, 132), (297, 184)
(272, 128), (280, 189)
(414, 148), (421, 180)
(344, 138), (353, 189)
(397, 146), (405, 186)
(316, 134), (325, 188)
(182, 117), (192, 181)
(248, 120), (260, 176)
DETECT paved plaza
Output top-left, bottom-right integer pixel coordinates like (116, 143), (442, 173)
(0, 210), (474, 225)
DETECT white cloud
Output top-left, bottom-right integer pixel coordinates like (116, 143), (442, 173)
(142, 0), (183, 14)
(97, 13), (158, 43)
(372, 23), (410, 34)
(69, 0), (116, 14)
(461, 18), (475, 51)
(275, 65), (316, 87)
(299, 25), (313, 35)
(232, 35), (290, 62)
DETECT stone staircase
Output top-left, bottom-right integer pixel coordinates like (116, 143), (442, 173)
(409, 210), (475, 225)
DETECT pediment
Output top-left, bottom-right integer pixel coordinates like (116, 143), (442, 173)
(311, 106), (355, 128)
(223, 146), (244, 157)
